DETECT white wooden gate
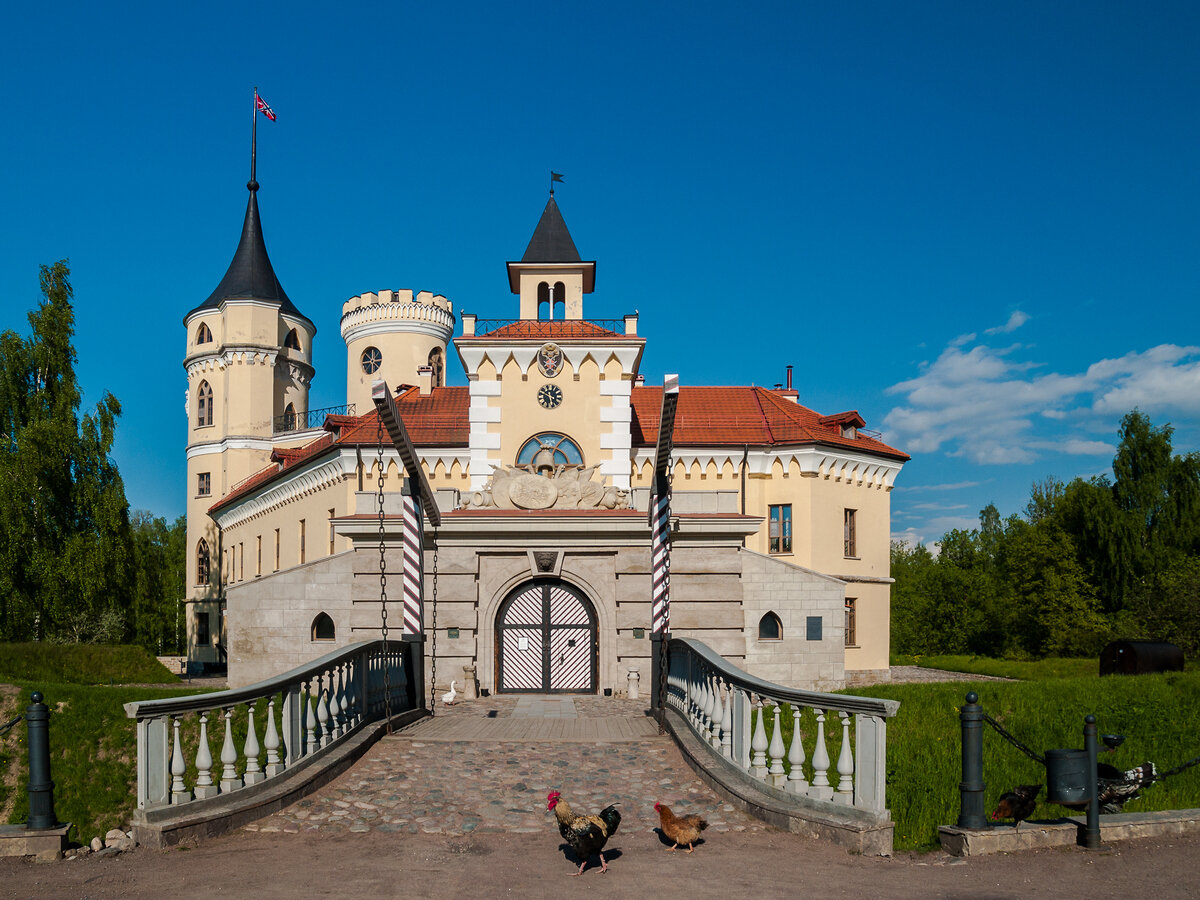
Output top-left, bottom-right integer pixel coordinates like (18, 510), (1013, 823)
(496, 580), (597, 693)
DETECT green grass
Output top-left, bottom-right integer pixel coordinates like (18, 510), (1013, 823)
(0, 643), (179, 685)
(890, 654), (1099, 680)
(843, 670), (1200, 851)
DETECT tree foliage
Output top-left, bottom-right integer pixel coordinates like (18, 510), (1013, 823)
(893, 410), (1200, 658)
(0, 261), (184, 650)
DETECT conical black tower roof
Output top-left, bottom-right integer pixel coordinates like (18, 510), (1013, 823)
(185, 183), (313, 328)
(521, 195), (581, 262)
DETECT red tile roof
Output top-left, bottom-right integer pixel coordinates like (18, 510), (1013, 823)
(629, 386), (908, 459)
(212, 383), (906, 514)
(467, 320), (633, 340)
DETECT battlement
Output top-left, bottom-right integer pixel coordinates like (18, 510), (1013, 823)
(341, 289), (452, 317)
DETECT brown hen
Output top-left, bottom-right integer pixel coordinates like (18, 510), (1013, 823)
(654, 801), (709, 852)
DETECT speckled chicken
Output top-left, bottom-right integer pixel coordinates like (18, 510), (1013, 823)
(654, 801), (709, 852)
(546, 791), (621, 876)
(991, 784), (1041, 831)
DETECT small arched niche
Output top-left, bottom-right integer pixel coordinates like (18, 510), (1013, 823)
(311, 612), (335, 642)
(758, 611), (782, 641)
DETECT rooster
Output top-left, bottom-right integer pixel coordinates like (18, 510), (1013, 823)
(546, 791), (621, 876)
(991, 784), (1040, 832)
(654, 801), (708, 852)
(1060, 762), (1157, 814)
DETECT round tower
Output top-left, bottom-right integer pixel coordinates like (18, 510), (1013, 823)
(341, 289), (456, 410)
(182, 176), (315, 671)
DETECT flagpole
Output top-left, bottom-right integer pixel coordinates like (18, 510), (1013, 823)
(250, 86), (258, 190)
(549, 170), (553, 196)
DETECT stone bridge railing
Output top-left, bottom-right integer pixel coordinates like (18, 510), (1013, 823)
(663, 637), (900, 854)
(124, 640), (421, 846)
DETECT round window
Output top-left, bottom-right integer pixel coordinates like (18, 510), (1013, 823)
(361, 346), (382, 374)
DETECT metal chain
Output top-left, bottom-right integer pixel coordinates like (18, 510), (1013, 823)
(1157, 752), (1200, 781)
(429, 522), (439, 715)
(982, 713), (1046, 766)
(376, 418), (392, 733)
(657, 453), (673, 735)
(0, 715), (23, 738)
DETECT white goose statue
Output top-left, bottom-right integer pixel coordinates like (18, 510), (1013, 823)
(441, 680), (457, 705)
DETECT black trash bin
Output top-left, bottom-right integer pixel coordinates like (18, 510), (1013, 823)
(1045, 748), (1091, 805)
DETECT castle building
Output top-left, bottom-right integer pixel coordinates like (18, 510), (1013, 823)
(185, 179), (908, 692)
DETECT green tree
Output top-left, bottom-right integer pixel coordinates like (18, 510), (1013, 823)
(0, 261), (133, 641)
(129, 512), (186, 653)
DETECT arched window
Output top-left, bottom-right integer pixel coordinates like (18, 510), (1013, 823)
(196, 322), (212, 344)
(537, 281), (550, 320)
(427, 347), (445, 388)
(517, 433), (583, 467)
(758, 611), (782, 641)
(311, 612), (335, 641)
(196, 381), (213, 427)
(196, 539), (210, 586)
(282, 402), (297, 431)
(553, 281), (566, 319)
(284, 328), (301, 350)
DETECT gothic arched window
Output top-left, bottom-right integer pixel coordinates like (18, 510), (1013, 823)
(284, 328), (301, 350)
(197, 381), (213, 427)
(282, 402), (297, 431)
(553, 281), (566, 319)
(196, 322), (212, 344)
(537, 282), (551, 320)
(196, 539), (210, 586)
(311, 612), (335, 641)
(517, 433), (583, 467)
(427, 347), (445, 388)
(758, 611), (782, 641)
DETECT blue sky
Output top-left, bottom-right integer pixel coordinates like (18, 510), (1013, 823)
(4, 1), (1200, 546)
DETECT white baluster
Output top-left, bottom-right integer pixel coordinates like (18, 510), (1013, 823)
(699, 672), (713, 741)
(708, 676), (722, 749)
(328, 669), (342, 739)
(193, 712), (218, 799)
(344, 664), (358, 728)
(767, 703), (787, 787)
(719, 681), (733, 760)
(834, 711), (855, 804)
(317, 688), (330, 748)
(170, 716), (191, 804)
(750, 697), (769, 779)
(809, 708), (833, 800)
(787, 704), (808, 793)
(220, 707), (241, 793)
(244, 703), (264, 785)
(264, 697), (284, 777)
(334, 665), (347, 736)
(305, 686), (317, 755)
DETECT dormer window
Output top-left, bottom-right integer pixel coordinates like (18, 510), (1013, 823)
(841, 424), (857, 439)
(284, 328), (301, 350)
(196, 322), (212, 344)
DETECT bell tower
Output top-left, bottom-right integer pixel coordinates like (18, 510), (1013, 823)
(182, 174), (315, 671)
(507, 193), (596, 321)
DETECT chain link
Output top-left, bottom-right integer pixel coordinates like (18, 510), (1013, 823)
(982, 713), (1046, 766)
(429, 522), (439, 714)
(1157, 752), (1200, 781)
(376, 418), (392, 733)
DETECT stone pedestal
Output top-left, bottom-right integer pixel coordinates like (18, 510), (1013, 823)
(0, 823), (71, 861)
(627, 669), (640, 700)
(461, 666), (478, 701)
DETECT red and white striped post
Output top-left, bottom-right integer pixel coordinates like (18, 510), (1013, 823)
(400, 486), (425, 638)
(650, 375), (679, 712)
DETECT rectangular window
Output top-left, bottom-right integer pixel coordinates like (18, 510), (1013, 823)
(274, 528), (281, 571)
(256, 535), (262, 576)
(238, 542), (244, 582)
(844, 508), (857, 558)
(197, 612), (210, 646)
(197, 472), (211, 497)
(329, 509), (336, 555)
(299, 519), (306, 564)
(768, 504), (792, 554)
(845, 598), (857, 647)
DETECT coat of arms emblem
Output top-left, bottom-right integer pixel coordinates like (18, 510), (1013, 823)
(537, 342), (563, 377)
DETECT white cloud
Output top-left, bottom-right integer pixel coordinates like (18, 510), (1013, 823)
(899, 480), (985, 492)
(884, 332), (1200, 466)
(985, 310), (1031, 335)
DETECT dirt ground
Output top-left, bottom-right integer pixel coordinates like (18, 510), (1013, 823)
(1, 827), (1198, 899)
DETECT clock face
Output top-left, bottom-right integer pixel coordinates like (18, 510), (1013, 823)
(537, 383), (563, 409)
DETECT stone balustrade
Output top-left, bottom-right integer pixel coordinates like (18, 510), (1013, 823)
(125, 640), (412, 813)
(666, 637), (899, 817)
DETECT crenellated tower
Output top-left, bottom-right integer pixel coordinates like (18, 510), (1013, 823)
(340, 289), (456, 411)
(182, 175), (315, 670)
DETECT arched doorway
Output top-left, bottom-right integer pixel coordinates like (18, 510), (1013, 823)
(495, 579), (598, 693)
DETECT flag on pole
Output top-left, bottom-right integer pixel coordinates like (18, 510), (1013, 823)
(551, 172), (564, 182)
(255, 92), (277, 121)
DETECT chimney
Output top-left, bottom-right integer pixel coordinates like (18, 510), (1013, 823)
(786, 365), (793, 390)
(417, 365), (434, 395)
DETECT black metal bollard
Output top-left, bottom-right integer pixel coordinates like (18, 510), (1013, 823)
(957, 691), (989, 829)
(650, 634), (665, 711)
(26, 691), (58, 831)
(1083, 714), (1102, 849)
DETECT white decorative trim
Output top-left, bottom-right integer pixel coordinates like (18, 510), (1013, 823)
(561, 346), (592, 372)
(611, 347), (641, 371)
(186, 437), (278, 458)
(508, 347), (538, 375)
(339, 302), (455, 344)
(469, 380), (503, 397)
(630, 445), (904, 489)
(599, 379), (632, 396)
(213, 453), (356, 530)
(459, 348), (489, 377)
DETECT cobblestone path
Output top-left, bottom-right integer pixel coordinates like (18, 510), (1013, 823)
(247, 694), (768, 840)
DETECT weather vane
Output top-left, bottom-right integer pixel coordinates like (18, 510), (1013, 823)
(550, 171), (564, 195)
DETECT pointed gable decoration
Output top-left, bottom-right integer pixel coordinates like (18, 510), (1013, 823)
(184, 184), (313, 329)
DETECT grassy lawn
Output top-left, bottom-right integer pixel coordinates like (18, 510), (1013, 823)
(890, 654), (1099, 680)
(843, 669), (1200, 851)
(0, 645), (212, 844)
